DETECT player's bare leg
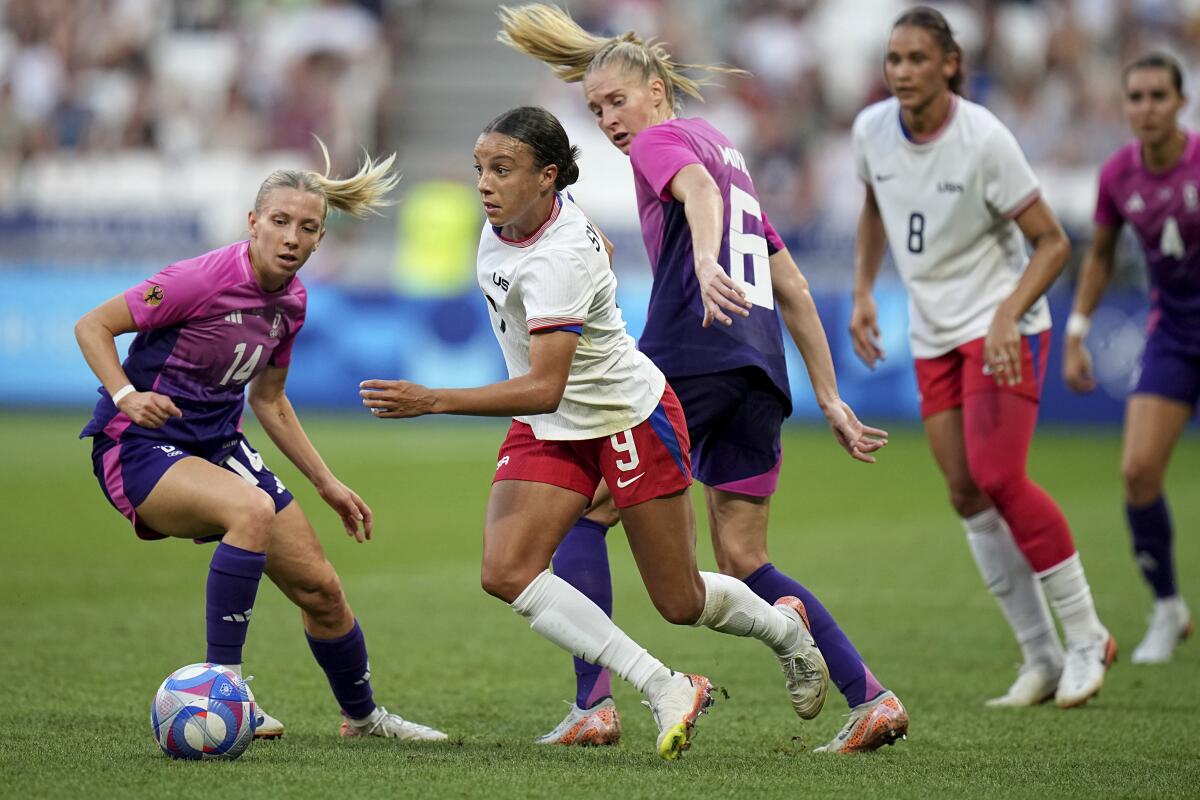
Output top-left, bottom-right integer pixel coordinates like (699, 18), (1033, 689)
(484, 479), (713, 759)
(704, 486), (905, 748)
(620, 491), (829, 721)
(538, 483), (623, 746)
(264, 501), (446, 741)
(924, 409), (1064, 705)
(1123, 394), (1194, 663)
(136, 458), (276, 730)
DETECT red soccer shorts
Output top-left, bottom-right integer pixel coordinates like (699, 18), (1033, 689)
(493, 384), (692, 508)
(915, 331), (1050, 419)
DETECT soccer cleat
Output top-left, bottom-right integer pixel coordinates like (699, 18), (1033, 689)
(644, 673), (714, 761)
(254, 707), (285, 739)
(1055, 633), (1117, 709)
(774, 596), (830, 720)
(814, 690), (909, 754)
(984, 661), (1061, 707)
(536, 697), (621, 746)
(339, 706), (449, 741)
(1131, 598), (1193, 664)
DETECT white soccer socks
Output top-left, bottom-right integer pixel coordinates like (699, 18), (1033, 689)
(693, 571), (795, 653)
(511, 570), (670, 694)
(1038, 552), (1109, 648)
(964, 508), (1064, 668)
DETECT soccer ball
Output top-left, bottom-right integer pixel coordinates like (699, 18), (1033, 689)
(151, 663), (257, 760)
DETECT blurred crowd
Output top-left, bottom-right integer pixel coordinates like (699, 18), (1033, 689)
(0, 0), (410, 171)
(5, 0), (1200, 280)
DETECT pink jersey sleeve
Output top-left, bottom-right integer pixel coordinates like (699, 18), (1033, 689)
(761, 211), (785, 255)
(630, 125), (703, 201)
(123, 260), (220, 331)
(1093, 155), (1123, 229)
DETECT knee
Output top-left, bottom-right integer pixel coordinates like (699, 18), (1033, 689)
(714, 547), (768, 582)
(651, 580), (705, 626)
(1121, 458), (1163, 505)
(947, 481), (990, 518)
(583, 501), (620, 530)
(228, 490), (276, 549)
(480, 561), (533, 605)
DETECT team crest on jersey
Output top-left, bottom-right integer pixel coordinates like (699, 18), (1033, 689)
(1185, 183), (1199, 212)
(1125, 192), (1146, 214)
(144, 285), (164, 306)
(269, 312), (283, 339)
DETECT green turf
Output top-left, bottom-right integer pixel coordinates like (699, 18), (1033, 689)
(1, 412), (1197, 799)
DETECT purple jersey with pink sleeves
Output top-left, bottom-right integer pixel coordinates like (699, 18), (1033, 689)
(1095, 132), (1200, 351)
(629, 118), (793, 412)
(80, 240), (307, 447)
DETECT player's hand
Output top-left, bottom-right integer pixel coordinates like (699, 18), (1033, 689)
(984, 308), (1022, 387)
(317, 478), (373, 542)
(696, 255), (751, 328)
(359, 379), (436, 418)
(849, 294), (885, 369)
(117, 390), (183, 429)
(822, 399), (888, 463)
(1063, 337), (1097, 393)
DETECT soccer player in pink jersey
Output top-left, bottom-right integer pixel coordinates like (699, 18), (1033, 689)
(362, 106), (837, 760)
(1064, 52), (1197, 663)
(75, 146), (447, 742)
(497, 5), (905, 754)
(850, 7), (1113, 708)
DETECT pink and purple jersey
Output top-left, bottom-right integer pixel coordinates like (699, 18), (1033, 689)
(629, 118), (793, 411)
(80, 240), (307, 447)
(1095, 132), (1200, 350)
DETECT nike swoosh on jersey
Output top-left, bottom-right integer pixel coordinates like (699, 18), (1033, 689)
(615, 473), (645, 489)
(875, 173), (895, 182)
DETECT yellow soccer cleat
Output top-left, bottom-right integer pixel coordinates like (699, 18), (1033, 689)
(645, 673), (714, 761)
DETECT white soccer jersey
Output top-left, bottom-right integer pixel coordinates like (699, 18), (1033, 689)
(852, 96), (1051, 358)
(476, 195), (666, 440)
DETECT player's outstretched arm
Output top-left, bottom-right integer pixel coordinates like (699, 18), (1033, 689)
(770, 246), (888, 463)
(850, 185), (888, 369)
(985, 198), (1070, 387)
(249, 365), (371, 542)
(668, 164), (751, 328)
(74, 294), (182, 428)
(361, 329), (578, 418)
(1063, 224), (1120, 393)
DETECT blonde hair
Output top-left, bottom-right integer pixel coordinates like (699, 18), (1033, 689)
(497, 3), (747, 111)
(254, 138), (399, 221)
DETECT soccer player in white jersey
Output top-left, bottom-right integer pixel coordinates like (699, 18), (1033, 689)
(1065, 53), (1197, 662)
(849, 7), (1114, 708)
(360, 106), (844, 760)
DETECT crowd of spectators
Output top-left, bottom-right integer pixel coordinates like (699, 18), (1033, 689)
(4, 0), (1200, 281)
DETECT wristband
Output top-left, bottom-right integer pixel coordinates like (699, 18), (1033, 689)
(111, 384), (136, 405)
(1065, 312), (1091, 339)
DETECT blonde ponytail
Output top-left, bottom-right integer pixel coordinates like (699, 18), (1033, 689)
(497, 3), (747, 110)
(254, 137), (399, 221)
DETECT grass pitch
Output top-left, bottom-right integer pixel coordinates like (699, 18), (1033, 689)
(1, 412), (1197, 799)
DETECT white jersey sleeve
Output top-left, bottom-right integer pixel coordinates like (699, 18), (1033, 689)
(982, 124), (1040, 218)
(519, 252), (591, 333)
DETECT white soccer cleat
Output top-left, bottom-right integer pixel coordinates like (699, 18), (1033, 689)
(644, 672), (714, 761)
(254, 707), (285, 739)
(984, 661), (1061, 707)
(1131, 598), (1194, 664)
(536, 697), (621, 746)
(814, 690), (909, 754)
(774, 596), (830, 720)
(339, 706), (449, 741)
(1055, 633), (1117, 709)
